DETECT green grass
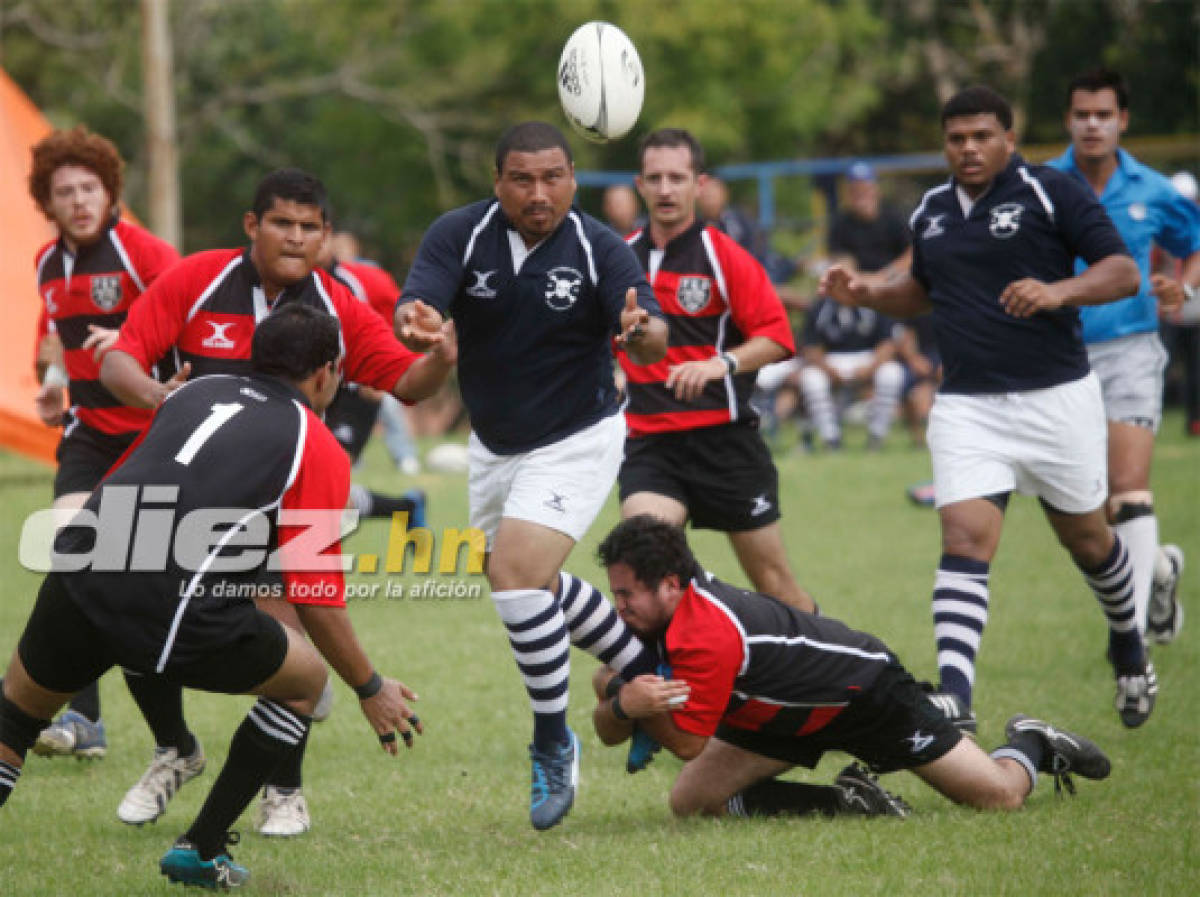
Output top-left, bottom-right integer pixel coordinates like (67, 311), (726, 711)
(1, 416), (1197, 896)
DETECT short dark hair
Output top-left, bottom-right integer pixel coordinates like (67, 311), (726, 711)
(1067, 67), (1130, 110)
(941, 85), (1013, 131)
(637, 128), (706, 174)
(494, 121), (573, 173)
(252, 168), (330, 221)
(596, 515), (696, 590)
(251, 303), (341, 382)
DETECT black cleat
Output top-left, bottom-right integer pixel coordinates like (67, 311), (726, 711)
(1005, 715), (1111, 796)
(834, 763), (911, 818)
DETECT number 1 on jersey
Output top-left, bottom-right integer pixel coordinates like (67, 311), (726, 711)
(175, 402), (245, 466)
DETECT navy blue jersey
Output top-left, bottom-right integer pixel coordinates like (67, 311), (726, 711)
(802, 297), (894, 353)
(910, 155), (1130, 394)
(402, 200), (660, 454)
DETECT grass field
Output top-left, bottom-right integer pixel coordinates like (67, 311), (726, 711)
(0, 416), (1197, 897)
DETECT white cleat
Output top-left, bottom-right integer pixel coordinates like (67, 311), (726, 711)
(118, 742), (207, 825)
(257, 785), (311, 837)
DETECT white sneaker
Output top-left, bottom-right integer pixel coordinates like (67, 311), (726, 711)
(257, 785), (311, 836)
(312, 677), (335, 723)
(117, 741), (206, 824)
(1147, 545), (1184, 645)
(399, 456), (421, 476)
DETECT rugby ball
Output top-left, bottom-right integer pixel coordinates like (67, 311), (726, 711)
(557, 22), (644, 143)
(425, 441), (470, 474)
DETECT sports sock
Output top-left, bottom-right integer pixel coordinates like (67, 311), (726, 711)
(726, 778), (842, 817)
(0, 760), (20, 807)
(1112, 513), (1157, 635)
(184, 699), (310, 860)
(799, 367), (840, 445)
(1079, 536), (1143, 674)
(266, 727), (309, 789)
(67, 680), (101, 723)
(492, 588), (570, 752)
(991, 734), (1041, 792)
(123, 669), (196, 756)
(349, 484), (421, 520)
(557, 572), (659, 678)
(867, 361), (905, 440)
(931, 554), (990, 708)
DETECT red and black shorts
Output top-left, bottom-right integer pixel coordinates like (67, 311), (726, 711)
(715, 661), (962, 773)
(619, 422), (781, 532)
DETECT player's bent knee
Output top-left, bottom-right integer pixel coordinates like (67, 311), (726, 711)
(875, 361), (905, 391)
(799, 366), (830, 392)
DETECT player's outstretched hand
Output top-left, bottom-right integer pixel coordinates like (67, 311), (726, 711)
(83, 324), (120, 362)
(666, 358), (726, 403)
(819, 264), (871, 307)
(618, 674), (691, 717)
(616, 287), (650, 348)
(34, 383), (65, 427)
(362, 677), (423, 756)
(395, 300), (445, 352)
(1150, 273), (1186, 316)
(999, 278), (1062, 318)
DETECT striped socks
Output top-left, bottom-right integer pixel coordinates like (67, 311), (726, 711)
(557, 573), (659, 678)
(492, 588), (571, 751)
(1079, 535), (1144, 674)
(932, 554), (990, 708)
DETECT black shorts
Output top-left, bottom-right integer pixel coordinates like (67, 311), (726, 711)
(18, 573), (289, 696)
(53, 421), (138, 498)
(324, 385), (381, 463)
(715, 662), (962, 773)
(619, 423), (780, 532)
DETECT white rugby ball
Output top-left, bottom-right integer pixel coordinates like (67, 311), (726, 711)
(425, 441), (470, 474)
(557, 21), (644, 143)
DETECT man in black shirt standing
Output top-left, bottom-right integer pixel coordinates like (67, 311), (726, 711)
(821, 86), (1153, 731)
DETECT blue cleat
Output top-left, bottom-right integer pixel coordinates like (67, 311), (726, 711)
(404, 489), (427, 529)
(626, 661), (672, 773)
(529, 729), (579, 831)
(160, 835), (249, 890)
(33, 710), (107, 759)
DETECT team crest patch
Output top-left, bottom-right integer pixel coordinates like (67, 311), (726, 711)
(544, 266), (583, 311)
(989, 203), (1024, 239)
(676, 276), (711, 313)
(90, 275), (123, 311)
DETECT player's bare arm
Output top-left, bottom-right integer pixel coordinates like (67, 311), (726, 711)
(665, 335), (788, 403)
(1151, 249), (1200, 316)
(81, 324), (120, 361)
(294, 603), (422, 756)
(100, 349), (190, 408)
(1000, 252), (1139, 318)
(392, 318), (458, 403)
(394, 298), (445, 352)
(616, 287), (669, 365)
(820, 263), (931, 318)
(592, 672), (699, 759)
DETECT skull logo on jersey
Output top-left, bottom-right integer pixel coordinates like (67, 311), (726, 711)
(90, 275), (123, 311)
(988, 203), (1024, 239)
(676, 276), (712, 313)
(544, 266), (583, 311)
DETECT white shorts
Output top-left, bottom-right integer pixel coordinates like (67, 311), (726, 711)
(468, 412), (626, 549)
(928, 373), (1107, 514)
(1087, 331), (1168, 432)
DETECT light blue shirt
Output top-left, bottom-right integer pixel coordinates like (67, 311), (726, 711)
(1049, 146), (1200, 344)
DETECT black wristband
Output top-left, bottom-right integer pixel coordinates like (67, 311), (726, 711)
(610, 691), (630, 721)
(721, 352), (739, 375)
(604, 675), (627, 700)
(354, 671), (383, 700)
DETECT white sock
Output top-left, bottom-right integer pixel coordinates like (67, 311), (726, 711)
(1114, 515), (1158, 635)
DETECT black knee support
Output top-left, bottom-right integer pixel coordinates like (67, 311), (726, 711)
(0, 693), (51, 758)
(1111, 501), (1154, 524)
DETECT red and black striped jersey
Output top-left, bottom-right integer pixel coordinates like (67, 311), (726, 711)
(111, 248), (417, 391)
(330, 259), (401, 325)
(35, 218), (180, 436)
(619, 222), (794, 437)
(665, 570), (892, 740)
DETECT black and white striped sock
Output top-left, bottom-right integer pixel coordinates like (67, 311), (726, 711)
(1080, 536), (1144, 674)
(0, 760), (20, 807)
(185, 699), (311, 859)
(493, 588), (571, 751)
(932, 554), (990, 708)
(557, 572), (658, 677)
